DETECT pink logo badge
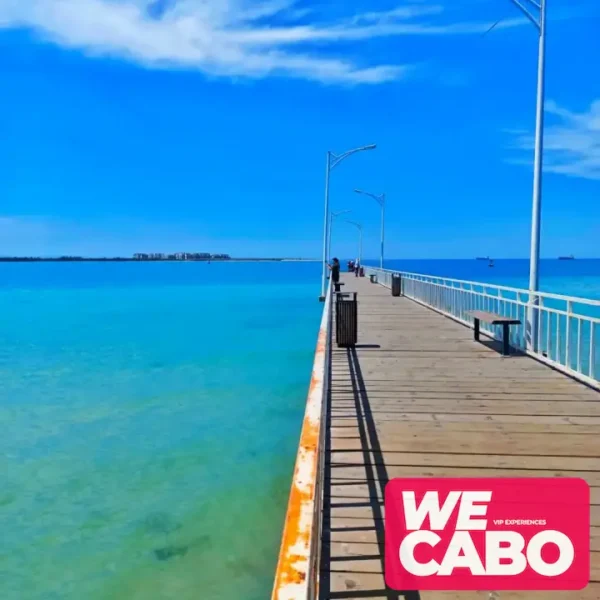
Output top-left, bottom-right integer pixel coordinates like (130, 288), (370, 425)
(385, 478), (589, 591)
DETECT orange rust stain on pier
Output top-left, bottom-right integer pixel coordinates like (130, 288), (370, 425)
(271, 318), (328, 599)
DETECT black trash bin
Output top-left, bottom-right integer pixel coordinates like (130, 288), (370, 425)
(391, 274), (401, 297)
(336, 292), (358, 347)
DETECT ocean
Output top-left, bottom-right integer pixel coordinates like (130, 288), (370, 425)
(0, 261), (321, 600)
(1, 258), (599, 599)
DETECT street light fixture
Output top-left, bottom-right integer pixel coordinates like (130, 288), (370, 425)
(355, 189), (386, 269)
(344, 220), (363, 266)
(328, 210), (352, 264)
(507, 0), (547, 351)
(320, 144), (377, 301)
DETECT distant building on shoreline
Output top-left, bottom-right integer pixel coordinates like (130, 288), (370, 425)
(133, 253), (230, 261)
(0, 254), (315, 262)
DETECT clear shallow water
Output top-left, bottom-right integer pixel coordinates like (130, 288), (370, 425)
(0, 262), (322, 600)
(2, 259), (599, 600)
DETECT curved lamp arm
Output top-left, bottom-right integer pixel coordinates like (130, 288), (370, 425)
(354, 189), (385, 207)
(330, 144), (376, 171)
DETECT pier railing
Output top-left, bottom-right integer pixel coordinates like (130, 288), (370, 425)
(365, 267), (600, 389)
(271, 281), (332, 600)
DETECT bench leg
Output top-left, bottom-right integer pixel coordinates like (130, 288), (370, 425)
(474, 318), (480, 341)
(502, 323), (510, 356)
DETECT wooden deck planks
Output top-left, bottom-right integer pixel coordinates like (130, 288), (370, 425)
(319, 273), (600, 600)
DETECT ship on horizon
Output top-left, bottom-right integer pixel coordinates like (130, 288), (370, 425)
(476, 256), (490, 261)
(558, 255), (575, 260)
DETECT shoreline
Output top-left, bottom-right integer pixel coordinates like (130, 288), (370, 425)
(0, 258), (319, 263)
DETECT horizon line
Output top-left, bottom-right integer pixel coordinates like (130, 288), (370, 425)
(0, 256), (597, 261)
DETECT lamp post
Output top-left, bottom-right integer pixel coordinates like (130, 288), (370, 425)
(328, 210), (352, 264)
(507, 0), (547, 351)
(344, 220), (363, 265)
(320, 144), (376, 301)
(354, 189), (385, 269)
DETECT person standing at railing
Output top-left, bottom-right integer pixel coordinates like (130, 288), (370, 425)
(355, 259), (360, 277)
(328, 257), (340, 285)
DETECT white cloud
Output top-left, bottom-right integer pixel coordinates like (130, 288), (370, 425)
(508, 100), (600, 181)
(0, 0), (530, 84)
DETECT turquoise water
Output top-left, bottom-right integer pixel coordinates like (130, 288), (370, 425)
(0, 262), (321, 600)
(2, 259), (599, 599)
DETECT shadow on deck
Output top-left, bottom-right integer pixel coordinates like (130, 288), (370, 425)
(320, 345), (420, 600)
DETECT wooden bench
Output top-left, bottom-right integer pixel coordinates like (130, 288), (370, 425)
(467, 310), (521, 356)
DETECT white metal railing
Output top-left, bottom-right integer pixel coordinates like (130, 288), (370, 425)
(271, 281), (332, 600)
(365, 267), (600, 389)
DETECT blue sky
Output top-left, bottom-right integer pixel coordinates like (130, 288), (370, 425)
(0, 0), (598, 258)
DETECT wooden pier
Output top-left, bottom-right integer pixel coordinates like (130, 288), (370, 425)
(318, 272), (600, 599)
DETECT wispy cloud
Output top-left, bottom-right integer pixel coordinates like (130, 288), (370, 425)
(507, 100), (600, 181)
(0, 1), (531, 84)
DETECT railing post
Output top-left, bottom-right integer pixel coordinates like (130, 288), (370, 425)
(577, 318), (583, 374)
(591, 324), (596, 380)
(556, 308), (561, 364)
(537, 296), (543, 353)
(565, 300), (572, 369)
(527, 293), (540, 353)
